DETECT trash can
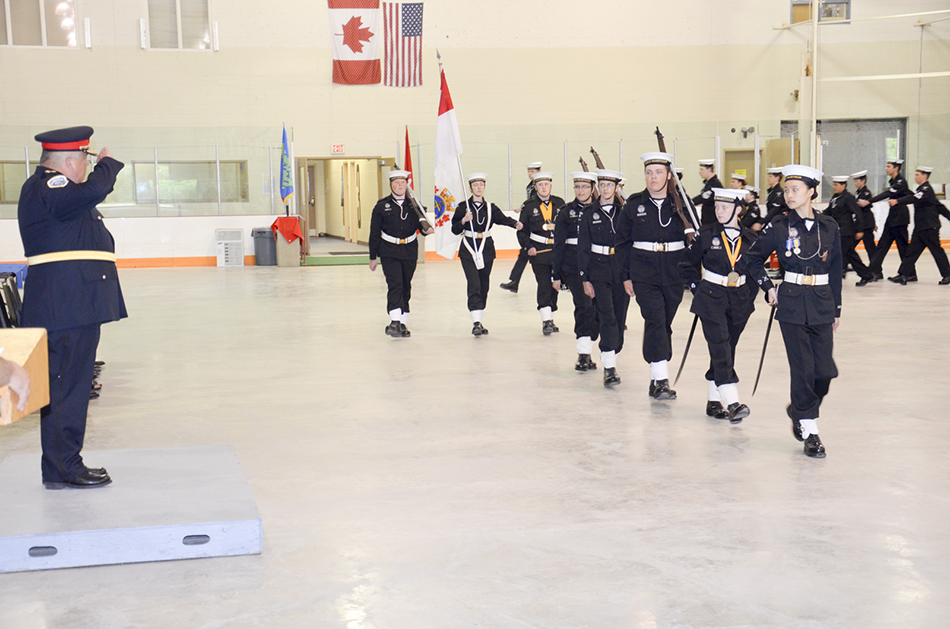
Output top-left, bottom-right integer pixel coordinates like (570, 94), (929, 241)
(252, 228), (277, 266)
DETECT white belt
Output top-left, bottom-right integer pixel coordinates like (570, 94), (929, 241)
(784, 272), (829, 286)
(381, 232), (417, 245)
(463, 230), (491, 240)
(565, 238), (578, 246)
(703, 269), (746, 287)
(530, 233), (554, 245)
(633, 240), (684, 252)
(27, 250), (117, 266)
(591, 244), (615, 255)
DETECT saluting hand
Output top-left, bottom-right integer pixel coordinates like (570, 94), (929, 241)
(98, 147), (113, 160)
(623, 280), (634, 297)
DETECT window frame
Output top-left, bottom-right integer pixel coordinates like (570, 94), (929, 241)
(791, 0), (851, 26)
(0, 0), (83, 48)
(145, 0), (213, 51)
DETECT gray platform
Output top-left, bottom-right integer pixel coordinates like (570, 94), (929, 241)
(0, 445), (262, 573)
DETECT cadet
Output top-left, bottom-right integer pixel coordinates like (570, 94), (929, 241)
(889, 166), (950, 285)
(553, 172), (600, 371)
(619, 152), (690, 400)
(851, 170), (878, 267)
(740, 185), (766, 232)
(18, 126), (125, 489)
(861, 159), (910, 280)
(500, 161), (542, 293)
(368, 171), (434, 337)
(680, 188), (757, 423)
(692, 159), (722, 225)
(744, 165), (842, 459)
(729, 173), (747, 190)
(763, 167), (789, 224)
(451, 173), (523, 335)
(828, 175), (874, 286)
(578, 170), (630, 385)
(518, 172), (565, 334)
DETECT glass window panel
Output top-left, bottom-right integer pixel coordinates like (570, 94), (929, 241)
(133, 161), (249, 204)
(220, 162), (249, 202)
(103, 166), (135, 205)
(148, 0), (178, 49)
(0, 1), (9, 46)
(180, 0), (209, 50)
(11, 0), (42, 46)
(0, 162), (29, 204)
(45, 0), (77, 47)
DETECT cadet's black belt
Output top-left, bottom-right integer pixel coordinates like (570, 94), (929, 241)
(381, 232), (417, 245)
(633, 241), (684, 252)
(529, 233), (554, 245)
(27, 250), (117, 266)
(591, 244), (615, 256)
(784, 272), (829, 286)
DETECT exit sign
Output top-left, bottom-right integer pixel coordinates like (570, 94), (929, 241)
(331, 145), (345, 155)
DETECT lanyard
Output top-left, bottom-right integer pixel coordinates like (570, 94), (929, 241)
(721, 232), (741, 270)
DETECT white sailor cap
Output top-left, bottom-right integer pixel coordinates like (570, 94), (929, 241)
(640, 152), (673, 166)
(388, 170), (411, 180)
(887, 158), (904, 166)
(698, 159), (715, 166)
(532, 171), (554, 182)
(782, 164), (823, 187)
(526, 162), (543, 170)
(744, 185), (760, 194)
(730, 172), (747, 181)
(851, 170), (868, 179)
(767, 167), (783, 175)
(831, 176), (850, 184)
(571, 171), (597, 183)
(916, 166), (934, 174)
(595, 169), (624, 182)
(675, 167), (684, 175)
(467, 173), (487, 183)
(712, 188), (745, 204)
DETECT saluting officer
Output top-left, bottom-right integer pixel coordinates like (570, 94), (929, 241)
(889, 166), (950, 285)
(692, 159), (722, 226)
(368, 170), (434, 338)
(618, 152), (690, 400)
(851, 170), (878, 267)
(861, 159), (910, 280)
(578, 169), (630, 386)
(553, 172), (600, 371)
(763, 167), (789, 224)
(18, 126), (125, 489)
(680, 188), (757, 423)
(518, 171), (565, 334)
(828, 175), (874, 286)
(451, 173), (523, 336)
(500, 161), (542, 293)
(744, 165), (842, 459)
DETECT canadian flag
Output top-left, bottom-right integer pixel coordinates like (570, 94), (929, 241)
(328, 0), (381, 85)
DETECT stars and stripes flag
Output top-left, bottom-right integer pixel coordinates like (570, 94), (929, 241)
(383, 2), (423, 87)
(328, 0), (381, 85)
(432, 64), (464, 259)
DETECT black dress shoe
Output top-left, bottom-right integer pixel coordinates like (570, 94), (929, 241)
(86, 467), (108, 477)
(804, 434), (826, 458)
(385, 322), (402, 337)
(603, 367), (621, 387)
(89, 390), (100, 400)
(542, 320), (555, 336)
(787, 404), (803, 442)
(472, 322), (488, 336)
(95, 360), (105, 366)
(940, 276), (950, 285)
(706, 401), (728, 419)
(727, 402), (750, 423)
(44, 470), (112, 490)
(855, 278), (871, 287)
(906, 275), (918, 282)
(649, 379), (676, 400)
(887, 274), (907, 285)
(399, 323), (411, 338)
(575, 354), (596, 371)
(500, 281), (518, 293)
(91, 381), (102, 391)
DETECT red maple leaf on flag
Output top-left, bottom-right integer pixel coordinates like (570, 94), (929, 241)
(341, 16), (374, 54)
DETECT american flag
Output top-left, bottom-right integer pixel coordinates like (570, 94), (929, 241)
(383, 2), (423, 87)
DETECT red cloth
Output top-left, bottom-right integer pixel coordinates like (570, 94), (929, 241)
(271, 217), (304, 244)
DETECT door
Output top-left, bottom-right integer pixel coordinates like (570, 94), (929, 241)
(723, 149), (762, 188)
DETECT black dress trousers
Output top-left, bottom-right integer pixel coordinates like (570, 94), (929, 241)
(381, 257), (417, 313)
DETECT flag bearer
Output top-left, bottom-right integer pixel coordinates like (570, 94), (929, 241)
(518, 171), (565, 335)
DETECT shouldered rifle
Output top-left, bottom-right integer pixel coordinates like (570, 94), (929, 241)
(579, 156), (589, 172)
(393, 163), (433, 232)
(590, 146), (625, 202)
(654, 127), (701, 237)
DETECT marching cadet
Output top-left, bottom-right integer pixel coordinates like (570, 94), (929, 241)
(763, 167), (789, 224)
(680, 188), (757, 423)
(889, 166), (950, 285)
(518, 172), (565, 334)
(828, 175), (874, 286)
(692, 159), (722, 225)
(851, 170), (878, 269)
(553, 172), (600, 371)
(729, 173), (747, 190)
(578, 169), (630, 385)
(500, 161), (542, 293)
(740, 185), (766, 231)
(368, 170), (434, 338)
(451, 173), (523, 336)
(860, 159), (910, 281)
(744, 165), (842, 459)
(619, 152), (689, 400)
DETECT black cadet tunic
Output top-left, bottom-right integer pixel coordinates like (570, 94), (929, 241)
(868, 175), (911, 274)
(693, 175), (723, 226)
(895, 180), (950, 279)
(854, 185), (877, 259)
(578, 198), (628, 354)
(554, 198), (598, 341)
(764, 185), (789, 224)
(369, 194), (424, 314)
(451, 197), (518, 311)
(828, 189), (873, 280)
(518, 195), (565, 311)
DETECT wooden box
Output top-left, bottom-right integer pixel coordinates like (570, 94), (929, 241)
(0, 328), (49, 425)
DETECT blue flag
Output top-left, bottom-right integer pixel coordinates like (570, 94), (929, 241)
(280, 126), (294, 205)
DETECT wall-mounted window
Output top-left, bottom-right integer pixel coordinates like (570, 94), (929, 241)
(147, 0), (210, 49)
(791, 1), (851, 25)
(133, 161), (248, 204)
(0, 162), (28, 204)
(0, 0), (80, 47)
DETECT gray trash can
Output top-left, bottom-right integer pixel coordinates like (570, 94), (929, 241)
(252, 228), (277, 266)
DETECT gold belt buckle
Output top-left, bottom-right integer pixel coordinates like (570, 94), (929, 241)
(399, 238), (407, 245)
(609, 247), (615, 255)
(802, 275), (815, 286)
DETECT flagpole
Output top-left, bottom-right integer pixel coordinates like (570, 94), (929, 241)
(437, 51), (467, 197)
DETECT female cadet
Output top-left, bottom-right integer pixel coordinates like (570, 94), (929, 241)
(518, 172), (566, 335)
(578, 169), (630, 386)
(368, 170), (434, 338)
(744, 165), (842, 458)
(451, 173), (523, 336)
(680, 188), (757, 423)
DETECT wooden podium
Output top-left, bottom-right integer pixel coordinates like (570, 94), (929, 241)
(0, 328), (49, 425)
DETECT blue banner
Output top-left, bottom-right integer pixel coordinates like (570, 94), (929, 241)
(280, 126), (294, 205)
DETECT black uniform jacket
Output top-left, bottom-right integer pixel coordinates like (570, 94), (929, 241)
(764, 185), (789, 224)
(896, 181), (950, 233)
(740, 200), (766, 230)
(451, 197), (518, 261)
(680, 224), (758, 320)
(618, 189), (687, 286)
(577, 199), (624, 284)
(518, 195), (565, 265)
(854, 187), (876, 231)
(525, 180), (538, 204)
(552, 198), (592, 278)
(369, 195), (423, 261)
(18, 159), (127, 332)
(692, 175), (723, 225)
(870, 175), (911, 228)
(745, 211), (843, 325)
(826, 190), (862, 238)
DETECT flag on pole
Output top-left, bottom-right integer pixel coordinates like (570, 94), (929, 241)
(280, 126), (294, 205)
(383, 2), (423, 87)
(432, 64), (464, 260)
(403, 126), (414, 190)
(328, 0), (381, 85)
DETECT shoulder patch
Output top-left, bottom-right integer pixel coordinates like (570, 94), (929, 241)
(47, 175), (69, 189)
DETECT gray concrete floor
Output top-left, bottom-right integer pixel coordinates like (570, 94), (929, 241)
(1, 255), (949, 628)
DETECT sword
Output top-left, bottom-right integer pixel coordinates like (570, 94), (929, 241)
(673, 314), (699, 386)
(752, 305), (777, 396)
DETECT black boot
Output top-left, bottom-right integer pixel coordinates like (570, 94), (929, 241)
(472, 322), (488, 336)
(500, 280), (518, 293)
(542, 320), (555, 336)
(399, 323), (411, 337)
(855, 277), (871, 287)
(727, 402), (750, 424)
(385, 321), (402, 337)
(575, 354), (595, 371)
(603, 367), (621, 387)
(940, 276), (950, 285)
(649, 379), (676, 400)
(804, 434), (826, 458)
(787, 404), (803, 442)
(706, 401), (727, 419)
(887, 274), (907, 285)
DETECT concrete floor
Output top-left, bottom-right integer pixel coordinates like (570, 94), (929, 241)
(1, 255), (949, 628)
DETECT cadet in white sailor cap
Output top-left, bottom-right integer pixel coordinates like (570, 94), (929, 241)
(451, 173), (523, 336)
(861, 159), (911, 280)
(517, 171), (566, 334)
(368, 170), (435, 338)
(763, 167), (789, 224)
(744, 165), (842, 458)
(500, 162), (543, 293)
(729, 173), (747, 189)
(827, 175), (874, 286)
(692, 159), (723, 226)
(850, 170), (878, 263)
(890, 166), (950, 285)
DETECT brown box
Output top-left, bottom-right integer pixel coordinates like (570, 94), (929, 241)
(0, 328), (49, 425)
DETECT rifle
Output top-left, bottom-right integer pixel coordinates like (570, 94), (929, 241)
(393, 163), (433, 232)
(653, 127), (701, 236)
(578, 156), (599, 199)
(589, 147), (624, 202)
